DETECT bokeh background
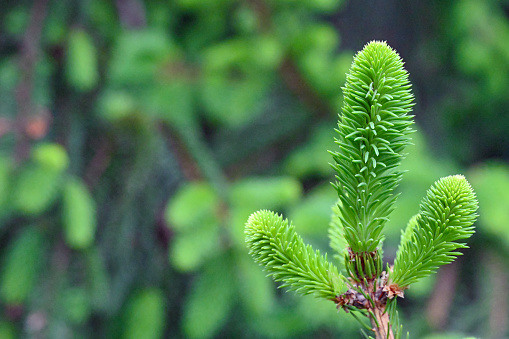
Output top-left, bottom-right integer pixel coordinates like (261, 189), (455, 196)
(0, 0), (509, 338)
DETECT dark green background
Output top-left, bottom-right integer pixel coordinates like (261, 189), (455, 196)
(0, 0), (508, 338)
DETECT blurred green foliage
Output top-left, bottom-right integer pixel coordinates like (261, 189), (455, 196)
(0, 0), (508, 338)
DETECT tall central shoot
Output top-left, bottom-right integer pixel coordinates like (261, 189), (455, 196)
(330, 42), (414, 282)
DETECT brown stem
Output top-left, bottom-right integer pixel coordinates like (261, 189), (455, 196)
(335, 273), (395, 339)
(370, 306), (394, 339)
(14, 0), (50, 163)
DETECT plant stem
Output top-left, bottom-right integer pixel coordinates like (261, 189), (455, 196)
(369, 305), (393, 339)
(335, 275), (394, 339)
(15, 0), (50, 163)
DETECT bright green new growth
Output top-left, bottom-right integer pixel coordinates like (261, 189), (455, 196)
(330, 41), (414, 254)
(391, 175), (478, 288)
(245, 210), (343, 300)
(245, 41), (479, 338)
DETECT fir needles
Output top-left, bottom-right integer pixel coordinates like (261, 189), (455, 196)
(390, 175), (478, 289)
(244, 41), (479, 339)
(330, 41), (415, 255)
(245, 210), (343, 300)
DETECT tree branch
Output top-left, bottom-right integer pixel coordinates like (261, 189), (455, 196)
(14, 0), (50, 162)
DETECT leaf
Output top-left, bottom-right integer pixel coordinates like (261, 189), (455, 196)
(200, 72), (269, 127)
(32, 142), (69, 172)
(229, 177), (301, 210)
(292, 24), (338, 55)
(0, 226), (44, 304)
(66, 29), (98, 91)
(169, 219), (221, 272)
(62, 177), (97, 249)
(99, 90), (138, 121)
(13, 165), (62, 215)
(123, 289), (166, 339)
(108, 30), (176, 86)
(165, 182), (219, 232)
(183, 255), (234, 339)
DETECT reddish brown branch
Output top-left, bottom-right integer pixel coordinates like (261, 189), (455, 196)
(14, 0), (50, 163)
(335, 273), (395, 339)
(371, 306), (394, 339)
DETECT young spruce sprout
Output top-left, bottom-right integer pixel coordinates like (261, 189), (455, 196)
(245, 41), (479, 338)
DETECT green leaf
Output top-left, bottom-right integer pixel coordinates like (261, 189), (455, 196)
(66, 29), (98, 91)
(99, 90), (138, 121)
(330, 41), (415, 253)
(62, 177), (97, 249)
(183, 255), (234, 339)
(0, 226), (44, 304)
(108, 30), (176, 86)
(391, 175), (478, 288)
(200, 72), (269, 127)
(230, 177), (301, 210)
(169, 219), (221, 272)
(290, 24), (339, 56)
(13, 165), (62, 215)
(32, 143), (69, 172)
(165, 182), (219, 232)
(245, 210), (343, 300)
(123, 289), (166, 339)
